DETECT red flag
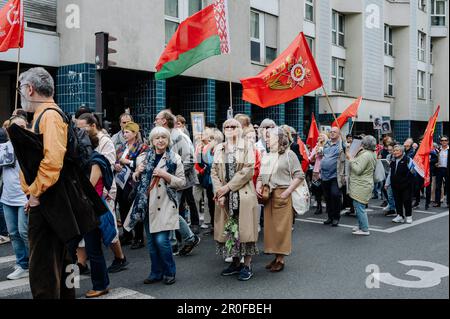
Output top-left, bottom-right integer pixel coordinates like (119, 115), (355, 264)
(332, 96), (362, 128)
(0, 0), (24, 52)
(298, 137), (310, 173)
(241, 32), (323, 108)
(306, 113), (320, 150)
(413, 105), (440, 187)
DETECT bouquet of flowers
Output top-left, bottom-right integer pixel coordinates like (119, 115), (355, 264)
(224, 217), (240, 254)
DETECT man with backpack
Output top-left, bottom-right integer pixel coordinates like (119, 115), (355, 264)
(10, 67), (106, 299)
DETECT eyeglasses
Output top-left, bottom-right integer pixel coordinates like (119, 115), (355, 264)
(441, 139), (448, 142)
(261, 126), (275, 129)
(224, 126), (238, 130)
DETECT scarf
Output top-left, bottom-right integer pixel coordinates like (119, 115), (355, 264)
(127, 148), (178, 230)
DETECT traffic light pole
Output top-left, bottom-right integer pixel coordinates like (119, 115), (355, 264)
(95, 70), (103, 115)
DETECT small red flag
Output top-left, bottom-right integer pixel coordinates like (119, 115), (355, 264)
(332, 96), (362, 128)
(306, 113), (320, 150)
(0, 0), (24, 52)
(298, 137), (310, 173)
(413, 105), (440, 187)
(241, 32), (323, 108)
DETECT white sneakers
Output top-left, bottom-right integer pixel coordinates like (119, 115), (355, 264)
(0, 235), (11, 245)
(7, 265), (29, 280)
(392, 215), (405, 223)
(352, 229), (370, 236)
(383, 205), (390, 211)
(392, 215), (413, 224)
(200, 223), (210, 229)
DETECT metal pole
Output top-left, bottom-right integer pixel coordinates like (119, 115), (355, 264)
(14, 48), (21, 110)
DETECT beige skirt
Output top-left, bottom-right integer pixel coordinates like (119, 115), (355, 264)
(263, 188), (293, 255)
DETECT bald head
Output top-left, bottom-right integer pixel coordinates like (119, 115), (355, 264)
(330, 126), (341, 142)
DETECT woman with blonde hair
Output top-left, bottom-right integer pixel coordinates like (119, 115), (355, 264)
(211, 118), (259, 281)
(257, 127), (304, 272)
(126, 126), (186, 285)
(308, 133), (329, 215)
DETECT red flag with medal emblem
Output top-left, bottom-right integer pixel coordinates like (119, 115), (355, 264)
(241, 32), (322, 108)
(0, 0), (24, 52)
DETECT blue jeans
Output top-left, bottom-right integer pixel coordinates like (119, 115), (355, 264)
(144, 223), (176, 280)
(0, 204), (8, 236)
(83, 228), (110, 291)
(2, 204), (29, 269)
(386, 185), (396, 211)
(170, 216), (195, 247)
(353, 200), (369, 232)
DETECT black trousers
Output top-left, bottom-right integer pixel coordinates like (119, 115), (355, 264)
(311, 182), (323, 206)
(414, 175), (424, 203)
(435, 167), (449, 205)
(322, 178), (342, 221)
(206, 184), (215, 227)
(28, 206), (76, 299)
(179, 187), (200, 226)
(392, 185), (413, 217)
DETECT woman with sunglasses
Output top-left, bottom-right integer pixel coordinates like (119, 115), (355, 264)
(211, 119), (259, 281)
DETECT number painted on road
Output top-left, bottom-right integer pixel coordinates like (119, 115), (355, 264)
(367, 260), (449, 289)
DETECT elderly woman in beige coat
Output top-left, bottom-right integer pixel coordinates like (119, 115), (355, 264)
(211, 119), (259, 282)
(126, 127), (185, 285)
(257, 127), (304, 272)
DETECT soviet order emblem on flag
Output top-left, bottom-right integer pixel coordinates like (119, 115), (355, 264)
(241, 32), (323, 108)
(0, 0), (24, 52)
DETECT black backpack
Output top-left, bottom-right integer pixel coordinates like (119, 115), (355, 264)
(34, 108), (93, 174)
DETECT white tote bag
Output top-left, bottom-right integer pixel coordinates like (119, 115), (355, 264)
(288, 154), (310, 215)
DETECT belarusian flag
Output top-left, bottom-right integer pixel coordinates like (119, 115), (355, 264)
(0, 0), (24, 52)
(155, 0), (230, 80)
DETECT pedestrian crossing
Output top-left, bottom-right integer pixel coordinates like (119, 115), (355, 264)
(0, 254), (155, 299)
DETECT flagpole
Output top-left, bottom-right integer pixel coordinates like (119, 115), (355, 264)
(349, 117), (356, 134)
(228, 56), (233, 118)
(14, 47), (21, 110)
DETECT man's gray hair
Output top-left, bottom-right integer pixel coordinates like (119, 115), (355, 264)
(393, 144), (405, 153)
(361, 135), (377, 151)
(260, 118), (276, 129)
(19, 67), (54, 98)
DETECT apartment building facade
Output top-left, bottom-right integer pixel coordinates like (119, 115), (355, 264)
(0, 0), (448, 141)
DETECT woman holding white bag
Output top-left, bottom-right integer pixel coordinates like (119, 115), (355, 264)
(256, 127), (304, 273)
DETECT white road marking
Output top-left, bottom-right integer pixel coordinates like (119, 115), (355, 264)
(0, 275), (90, 298)
(0, 255), (16, 265)
(298, 210), (449, 234)
(414, 210), (438, 215)
(80, 287), (155, 299)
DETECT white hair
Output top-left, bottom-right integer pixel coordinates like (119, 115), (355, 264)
(19, 67), (54, 97)
(149, 126), (171, 147)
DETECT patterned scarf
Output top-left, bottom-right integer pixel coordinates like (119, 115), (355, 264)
(127, 148), (178, 230)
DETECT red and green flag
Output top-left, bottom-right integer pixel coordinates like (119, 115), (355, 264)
(0, 0), (24, 52)
(155, 0), (230, 80)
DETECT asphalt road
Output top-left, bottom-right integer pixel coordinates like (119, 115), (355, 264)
(0, 200), (448, 300)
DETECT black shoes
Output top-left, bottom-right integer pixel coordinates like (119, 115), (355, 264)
(108, 257), (129, 273)
(412, 201), (420, 209)
(191, 225), (200, 235)
(143, 276), (175, 285)
(131, 239), (145, 250)
(119, 235), (132, 246)
(314, 206), (323, 215)
(323, 219), (333, 225)
(433, 203), (441, 208)
(179, 235), (201, 256)
(164, 276), (176, 285)
(221, 263), (243, 276)
(331, 220), (339, 227)
(381, 201), (388, 208)
(143, 278), (162, 284)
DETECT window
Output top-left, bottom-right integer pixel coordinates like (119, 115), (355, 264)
(332, 57), (345, 92)
(384, 66), (394, 96)
(429, 74), (433, 100)
(417, 70), (425, 99)
(430, 42), (433, 64)
(305, 0), (314, 22)
(431, 0), (446, 26)
(306, 36), (315, 56)
(250, 10), (278, 65)
(417, 31), (426, 62)
(418, 0), (427, 11)
(384, 25), (393, 56)
(332, 11), (345, 47)
(165, 0), (208, 44)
